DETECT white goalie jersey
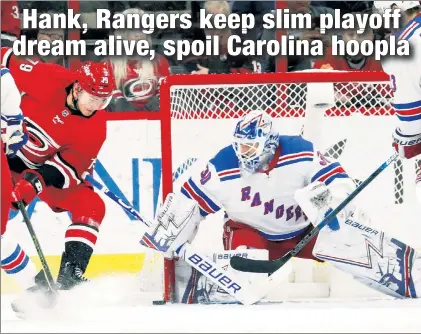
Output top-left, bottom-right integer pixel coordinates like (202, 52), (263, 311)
(1, 66), (23, 128)
(381, 13), (421, 136)
(1, 66), (27, 157)
(172, 134), (420, 304)
(179, 135), (355, 241)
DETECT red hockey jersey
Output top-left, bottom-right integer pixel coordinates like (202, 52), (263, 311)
(1, 1), (21, 39)
(1, 47), (107, 189)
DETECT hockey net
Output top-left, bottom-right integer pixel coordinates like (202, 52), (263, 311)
(144, 70), (421, 303)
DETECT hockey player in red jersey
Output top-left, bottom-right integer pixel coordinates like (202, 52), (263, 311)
(106, 8), (171, 112)
(1, 0), (21, 46)
(1, 47), (115, 292)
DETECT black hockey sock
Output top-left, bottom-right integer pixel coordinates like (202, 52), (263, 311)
(61, 223), (99, 273)
(63, 240), (94, 273)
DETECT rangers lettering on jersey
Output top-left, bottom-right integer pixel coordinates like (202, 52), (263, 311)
(181, 135), (353, 241)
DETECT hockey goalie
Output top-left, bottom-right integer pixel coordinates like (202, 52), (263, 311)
(142, 109), (420, 304)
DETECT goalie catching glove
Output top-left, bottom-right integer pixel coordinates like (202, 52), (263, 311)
(140, 193), (202, 256)
(294, 181), (355, 231)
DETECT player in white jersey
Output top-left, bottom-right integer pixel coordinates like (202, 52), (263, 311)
(1, 67), (53, 314)
(1, 66), (39, 291)
(143, 110), (421, 303)
(1, 66), (28, 157)
(381, 1), (421, 199)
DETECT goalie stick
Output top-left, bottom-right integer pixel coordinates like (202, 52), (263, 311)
(85, 174), (258, 305)
(230, 152), (399, 274)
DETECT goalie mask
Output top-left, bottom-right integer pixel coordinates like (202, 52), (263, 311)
(232, 110), (279, 175)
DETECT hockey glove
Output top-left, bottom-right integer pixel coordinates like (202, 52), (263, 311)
(295, 181), (355, 231)
(393, 129), (421, 159)
(11, 171), (45, 209)
(1, 114), (28, 157)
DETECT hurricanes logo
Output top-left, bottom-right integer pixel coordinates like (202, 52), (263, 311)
(122, 77), (157, 102)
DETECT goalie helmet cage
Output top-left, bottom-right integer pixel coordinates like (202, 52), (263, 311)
(156, 70), (399, 303)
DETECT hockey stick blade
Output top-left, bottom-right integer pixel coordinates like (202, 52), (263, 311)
(230, 252), (292, 273)
(230, 152), (399, 274)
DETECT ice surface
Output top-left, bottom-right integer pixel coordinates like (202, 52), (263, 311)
(1, 274), (421, 333)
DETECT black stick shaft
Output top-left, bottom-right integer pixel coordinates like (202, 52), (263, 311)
(17, 201), (56, 292)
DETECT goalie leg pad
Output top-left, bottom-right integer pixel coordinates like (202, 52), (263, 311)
(313, 214), (420, 298)
(175, 249), (269, 304)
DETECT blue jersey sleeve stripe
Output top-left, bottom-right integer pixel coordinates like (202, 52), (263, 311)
(181, 187), (192, 199)
(324, 173), (349, 186)
(392, 100), (421, 110)
(276, 157), (313, 169)
(399, 21), (420, 40)
(310, 162), (341, 183)
(1, 68), (10, 77)
(405, 25), (420, 41)
(220, 174), (241, 182)
(397, 114), (421, 122)
(181, 187), (210, 217)
(198, 208), (208, 217)
(188, 179), (220, 212)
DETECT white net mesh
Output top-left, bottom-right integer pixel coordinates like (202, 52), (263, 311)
(169, 74), (403, 202)
(170, 80), (393, 119)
